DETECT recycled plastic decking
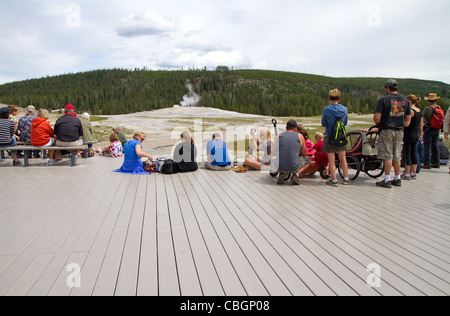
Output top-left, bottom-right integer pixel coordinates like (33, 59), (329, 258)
(0, 156), (449, 296)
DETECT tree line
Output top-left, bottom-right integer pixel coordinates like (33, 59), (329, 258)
(0, 68), (448, 116)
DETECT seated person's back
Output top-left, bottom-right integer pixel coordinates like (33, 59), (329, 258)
(173, 131), (198, 173)
(207, 134), (231, 167)
(54, 105), (83, 146)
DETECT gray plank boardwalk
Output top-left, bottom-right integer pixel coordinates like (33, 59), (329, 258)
(0, 156), (449, 296)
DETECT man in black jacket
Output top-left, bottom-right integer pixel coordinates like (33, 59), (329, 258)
(54, 104), (83, 147)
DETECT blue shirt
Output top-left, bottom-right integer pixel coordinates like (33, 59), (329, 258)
(321, 104), (348, 137)
(206, 139), (231, 166)
(114, 139), (147, 174)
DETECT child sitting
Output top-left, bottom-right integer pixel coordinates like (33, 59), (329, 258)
(298, 132), (329, 176)
(95, 133), (123, 157)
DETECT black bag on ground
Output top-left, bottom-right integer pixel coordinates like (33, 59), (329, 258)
(159, 159), (178, 174)
(328, 120), (348, 147)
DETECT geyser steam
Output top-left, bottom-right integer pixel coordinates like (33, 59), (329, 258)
(180, 80), (201, 107)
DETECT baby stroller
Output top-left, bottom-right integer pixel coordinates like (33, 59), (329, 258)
(269, 119), (328, 181)
(335, 126), (384, 180)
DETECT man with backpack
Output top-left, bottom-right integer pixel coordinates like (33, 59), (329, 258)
(422, 93), (445, 169)
(373, 80), (412, 188)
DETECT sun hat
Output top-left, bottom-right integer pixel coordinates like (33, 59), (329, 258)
(26, 105), (36, 113)
(424, 93), (441, 101)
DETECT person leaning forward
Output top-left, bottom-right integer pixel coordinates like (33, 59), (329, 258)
(373, 79), (411, 188)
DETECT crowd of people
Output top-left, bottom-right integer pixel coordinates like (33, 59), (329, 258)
(1, 79), (449, 188)
(0, 104), (127, 165)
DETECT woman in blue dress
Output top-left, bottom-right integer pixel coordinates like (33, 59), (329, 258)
(114, 131), (153, 174)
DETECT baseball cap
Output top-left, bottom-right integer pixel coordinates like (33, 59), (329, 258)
(65, 104), (75, 110)
(286, 119), (298, 130)
(0, 107), (11, 114)
(384, 79), (398, 90)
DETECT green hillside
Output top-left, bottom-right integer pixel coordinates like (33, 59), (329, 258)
(0, 68), (448, 116)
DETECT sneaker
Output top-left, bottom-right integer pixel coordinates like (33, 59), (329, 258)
(13, 160), (21, 166)
(277, 172), (286, 185)
(411, 174), (417, 180)
(342, 179), (353, 185)
(48, 159), (57, 165)
(431, 163), (440, 169)
(376, 180), (392, 188)
(421, 164), (431, 169)
(390, 179), (402, 187)
(33, 153), (41, 159)
(401, 174), (412, 180)
(291, 174), (301, 185)
(326, 179), (339, 187)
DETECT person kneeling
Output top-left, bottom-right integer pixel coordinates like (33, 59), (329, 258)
(272, 120), (307, 185)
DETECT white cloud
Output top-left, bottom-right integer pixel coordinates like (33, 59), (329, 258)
(115, 11), (179, 38)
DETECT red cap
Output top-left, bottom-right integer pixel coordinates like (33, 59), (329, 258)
(65, 104), (75, 110)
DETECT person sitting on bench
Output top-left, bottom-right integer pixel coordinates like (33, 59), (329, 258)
(30, 109), (57, 165)
(0, 107), (20, 166)
(54, 104), (84, 148)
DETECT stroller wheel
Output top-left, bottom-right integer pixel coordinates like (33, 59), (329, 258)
(319, 167), (330, 179)
(338, 155), (361, 180)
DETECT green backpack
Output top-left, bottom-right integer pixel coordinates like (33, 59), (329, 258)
(328, 120), (348, 147)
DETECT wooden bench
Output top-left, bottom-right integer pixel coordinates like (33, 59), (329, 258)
(0, 145), (88, 167)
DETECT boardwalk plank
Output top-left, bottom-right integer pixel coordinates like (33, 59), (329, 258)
(0, 156), (449, 296)
(155, 175), (180, 296)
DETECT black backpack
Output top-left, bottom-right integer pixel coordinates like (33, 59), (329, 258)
(160, 159), (178, 174)
(328, 120), (348, 147)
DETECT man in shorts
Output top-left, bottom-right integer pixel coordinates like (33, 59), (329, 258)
(374, 80), (412, 188)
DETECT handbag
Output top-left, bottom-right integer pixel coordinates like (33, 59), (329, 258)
(159, 159), (178, 174)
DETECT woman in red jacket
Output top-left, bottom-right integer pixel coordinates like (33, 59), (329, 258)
(30, 109), (57, 164)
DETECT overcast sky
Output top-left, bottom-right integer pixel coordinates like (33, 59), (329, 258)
(1, 0), (449, 85)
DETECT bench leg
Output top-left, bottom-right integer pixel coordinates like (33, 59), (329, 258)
(23, 152), (29, 167)
(71, 151), (76, 167)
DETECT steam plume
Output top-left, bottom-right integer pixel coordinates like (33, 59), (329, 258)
(180, 80), (201, 107)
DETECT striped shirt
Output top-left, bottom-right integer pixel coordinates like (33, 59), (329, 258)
(0, 118), (15, 145)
